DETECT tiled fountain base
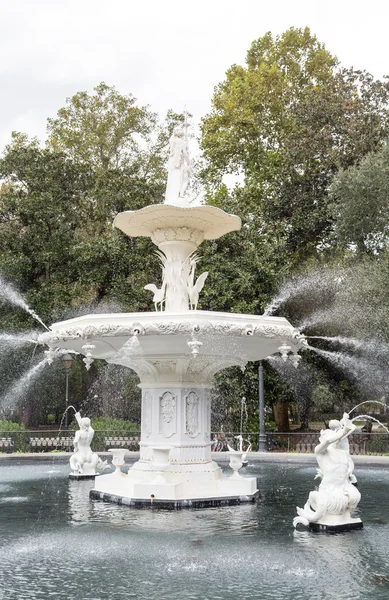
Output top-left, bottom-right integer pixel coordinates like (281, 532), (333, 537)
(89, 488), (259, 509)
(309, 520), (363, 533)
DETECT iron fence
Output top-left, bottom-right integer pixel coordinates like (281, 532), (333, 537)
(0, 430), (141, 454)
(0, 429), (388, 455)
(266, 432), (389, 455)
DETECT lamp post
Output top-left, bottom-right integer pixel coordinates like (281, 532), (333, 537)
(258, 361), (267, 452)
(62, 353), (73, 429)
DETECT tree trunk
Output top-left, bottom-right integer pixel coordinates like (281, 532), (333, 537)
(274, 401), (290, 432)
(299, 406), (310, 431)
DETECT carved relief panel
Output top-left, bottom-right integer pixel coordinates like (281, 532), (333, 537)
(204, 394), (211, 438)
(185, 391), (200, 437)
(142, 391), (152, 438)
(159, 391), (177, 438)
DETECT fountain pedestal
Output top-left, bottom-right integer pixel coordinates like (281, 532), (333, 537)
(91, 381), (258, 506)
(40, 126), (306, 507)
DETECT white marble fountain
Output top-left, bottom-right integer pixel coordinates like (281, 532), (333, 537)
(38, 122), (307, 507)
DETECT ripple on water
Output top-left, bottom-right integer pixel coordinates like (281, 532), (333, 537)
(0, 496), (29, 503)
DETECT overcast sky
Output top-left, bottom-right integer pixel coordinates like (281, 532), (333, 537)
(0, 0), (388, 151)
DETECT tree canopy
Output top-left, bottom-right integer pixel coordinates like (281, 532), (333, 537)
(201, 27), (389, 258)
(1, 30), (389, 431)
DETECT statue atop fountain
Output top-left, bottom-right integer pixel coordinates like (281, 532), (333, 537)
(293, 413), (362, 531)
(69, 412), (107, 479)
(165, 123), (192, 207)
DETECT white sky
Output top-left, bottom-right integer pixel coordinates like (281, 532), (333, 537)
(0, 0), (388, 151)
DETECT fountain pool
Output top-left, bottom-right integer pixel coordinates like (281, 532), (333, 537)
(1, 458), (389, 600)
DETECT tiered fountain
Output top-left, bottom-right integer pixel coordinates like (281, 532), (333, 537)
(38, 122), (306, 507)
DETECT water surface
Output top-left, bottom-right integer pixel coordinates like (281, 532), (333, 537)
(0, 459), (388, 600)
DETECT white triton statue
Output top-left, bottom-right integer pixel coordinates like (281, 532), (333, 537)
(293, 413), (362, 531)
(69, 412), (107, 478)
(165, 121), (192, 207)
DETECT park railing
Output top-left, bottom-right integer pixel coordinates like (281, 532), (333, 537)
(266, 431), (389, 455)
(0, 430), (141, 454)
(0, 429), (388, 455)
(211, 431), (389, 455)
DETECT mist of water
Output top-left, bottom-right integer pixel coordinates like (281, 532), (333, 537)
(264, 267), (344, 316)
(0, 332), (39, 348)
(307, 346), (389, 397)
(0, 358), (48, 415)
(267, 354), (318, 398)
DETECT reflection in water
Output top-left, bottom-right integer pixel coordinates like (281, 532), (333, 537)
(68, 476), (259, 537)
(0, 461), (389, 600)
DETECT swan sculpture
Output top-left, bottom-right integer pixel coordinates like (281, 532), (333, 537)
(186, 260), (208, 310)
(144, 281), (166, 311)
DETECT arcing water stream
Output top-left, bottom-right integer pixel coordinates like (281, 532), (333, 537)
(307, 335), (389, 356)
(0, 274), (49, 330)
(351, 414), (389, 434)
(0, 358), (48, 414)
(349, 400), (387, 415)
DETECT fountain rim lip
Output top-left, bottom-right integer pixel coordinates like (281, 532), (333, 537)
(113, 203), (242, 240)
(47, 309), (295, 330)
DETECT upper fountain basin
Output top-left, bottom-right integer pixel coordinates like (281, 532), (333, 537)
(39, 310), (306, 384)
(113, 204), (241, 244)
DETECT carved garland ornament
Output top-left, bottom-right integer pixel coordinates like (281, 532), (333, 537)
(39, 320), (306, 350)
(151, 227), (204, 245)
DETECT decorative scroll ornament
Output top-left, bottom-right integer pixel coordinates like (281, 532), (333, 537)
(278, 343), (292, 362)
(44, 347), (57, 365)
(289, 353), (302, 369)
(187, 333), (202, 357)
(82, 344), (95, 370)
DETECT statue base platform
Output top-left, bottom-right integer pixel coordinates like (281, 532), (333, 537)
(89, 469), (258, 509)
(310, 518), (363, 533)
(90, 489), (259, 509)
(69, 472), (97, 480)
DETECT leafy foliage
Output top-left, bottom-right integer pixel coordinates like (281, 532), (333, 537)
(69, 416), (138, 431)
(201, 27), (389, 258)
(330, 143), (389, 253)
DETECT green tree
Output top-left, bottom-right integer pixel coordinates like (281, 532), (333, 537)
(330, 142), (389, 253)
(0, 86), (173, 424)
(201, 27), (389, 258)
(47, 82), (157, 171)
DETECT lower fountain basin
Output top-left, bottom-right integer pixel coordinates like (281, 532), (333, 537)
(0, 458), (386, 600)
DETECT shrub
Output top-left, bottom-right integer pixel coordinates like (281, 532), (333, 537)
(0, 420), (29, 452)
